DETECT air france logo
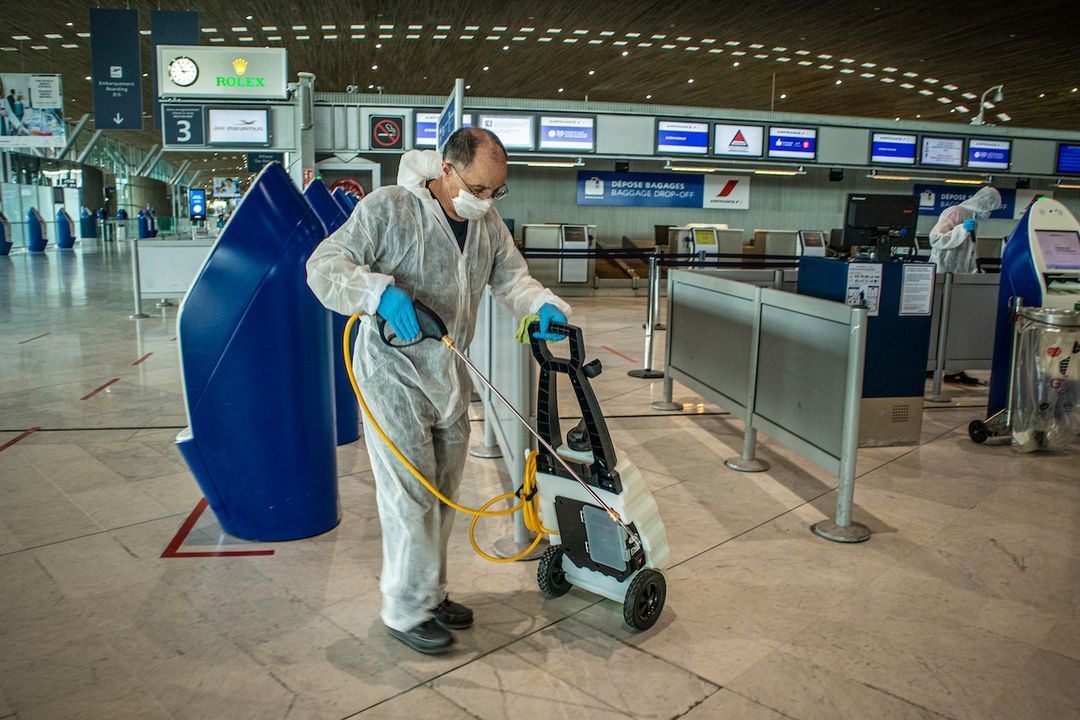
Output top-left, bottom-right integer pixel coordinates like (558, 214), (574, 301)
(716, 180), (740, 198)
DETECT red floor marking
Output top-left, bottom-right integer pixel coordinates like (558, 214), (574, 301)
(161, 498), (276, 558)
(80, 378), (120, 400)
(17, 332), (50, 345)
(0, 427), (39, 453)
(132, 352), (153, 366)
(602, 345), (637, 363)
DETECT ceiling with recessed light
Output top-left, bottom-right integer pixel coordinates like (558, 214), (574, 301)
(2, 0), (1079, 176)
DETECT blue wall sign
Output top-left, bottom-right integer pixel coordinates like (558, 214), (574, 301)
(89, 8), (143, 130)
(578, 171), (703, 208)
(246, 152), (284, 171)
(437, 95), (457, 151)
(914, 184), (1016, 219)
(150, 11), (199, 130)
(162, 105), (205, 145)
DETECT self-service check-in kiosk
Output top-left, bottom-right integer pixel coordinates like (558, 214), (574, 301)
(56, 208), (75, 250)
(680, 225), (744, 256)
(26, 209), (47, 252)
(522, 223), (597, 292)
(987, 198), (1080, 416)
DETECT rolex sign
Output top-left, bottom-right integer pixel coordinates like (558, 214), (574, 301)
(156, 45), (287, 99)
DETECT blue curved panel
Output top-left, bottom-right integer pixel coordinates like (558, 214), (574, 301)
(56, 210), (75, 250)
(79, 208), (97, 239)
(303, 180), (360, 445)
(0, 216), (11, 255)
(333, 188), (358, 216)
(26, 209), (46, 252)
(988, 205), (1044, 415)
(137, 210), (153, 239)
(176, 163), (339, 541)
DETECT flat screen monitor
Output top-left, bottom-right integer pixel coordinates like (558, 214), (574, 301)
(920, 137), (964, 167)
(799, 230), (825, 248)
(415, 111), (473, 148)
(871, 132), (917, 165)
(478, 114), (535, 150)
(767, 126), (817, 160)
(1055, 143), (1080, 175)
(713, 123), (764, 157)
(207, 108), (269, 145)
(691, 227), (718, 248)
(842, 194), (917, 248)
(539, 116), (595, 152)
(656, 120), (709, 155)
(1035, 230), (1080, 270)
(966, 139), (1010, 170)
(561, 224), (588, 244)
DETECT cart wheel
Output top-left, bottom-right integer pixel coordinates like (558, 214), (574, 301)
(537, 546), (572, 597)
(623, 569), (666, 631)
(969, 420), (990, 444)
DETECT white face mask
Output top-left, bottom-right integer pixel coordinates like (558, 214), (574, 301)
(451, 189), (493, 220)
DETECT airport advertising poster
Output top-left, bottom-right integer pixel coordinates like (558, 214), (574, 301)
(0, 74), (66, 149)
(213, 177), (242, 198)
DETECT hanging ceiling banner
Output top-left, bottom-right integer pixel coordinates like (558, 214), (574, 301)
(89, 8), (143, 130)
(0, 73), (66, 148)
(151, 11), (200, 130)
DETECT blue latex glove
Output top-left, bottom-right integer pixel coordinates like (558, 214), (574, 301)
(963, 218), (978, 232)
(376, 286), (421, 343)
(534, 303), (567, 342)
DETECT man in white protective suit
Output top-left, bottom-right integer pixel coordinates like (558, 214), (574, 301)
(306, 127), (571, 654)
(928, 185), (1003, 274)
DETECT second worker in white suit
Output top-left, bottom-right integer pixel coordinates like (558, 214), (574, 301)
(306, 128), (571, 654)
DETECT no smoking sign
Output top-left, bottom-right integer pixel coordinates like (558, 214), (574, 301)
(370, 115), (404, 150)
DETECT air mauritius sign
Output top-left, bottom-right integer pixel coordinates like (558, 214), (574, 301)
(577, 170), (750, 209)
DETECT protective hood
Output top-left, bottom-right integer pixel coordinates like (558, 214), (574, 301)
(396, 149), (443, 189)
(958, 186), (1002, 217)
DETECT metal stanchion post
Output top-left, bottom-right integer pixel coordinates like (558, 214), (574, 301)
(129, 236), (149, 319)
(927, 273), (953, 404)
(628, 251), (664, 379)
(469, 410), (503, 459)
(812, 308), (871, 543)
(651, 246), (665, 330)
(652, 270), (682, 410)
(726, 286), (768, 472)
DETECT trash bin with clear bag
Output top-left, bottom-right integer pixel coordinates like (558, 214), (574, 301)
(1011, 307), (1080, 452)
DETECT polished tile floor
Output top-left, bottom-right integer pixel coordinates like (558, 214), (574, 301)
(1, 242), (1077, 720)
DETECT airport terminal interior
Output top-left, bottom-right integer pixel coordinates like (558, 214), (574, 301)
(2, 3), (1080, 719)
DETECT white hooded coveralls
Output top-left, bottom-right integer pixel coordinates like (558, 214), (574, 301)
(928, 186), (1003, 274)
(306, 150), (569, 631)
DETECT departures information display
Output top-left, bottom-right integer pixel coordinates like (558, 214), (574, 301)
(415, 112), (473, 148)
(871, 132), (917, 165)
(920, 136), (964, 168)
(967, 139), (1011, 170)
(656, 120), (710, 155)
(478, 114), (535, 150)
(539, 116), (595, 152)
(713, 123), (764, 157)
(767, 127), (817, 160)
(1056, 144), (1080, 175)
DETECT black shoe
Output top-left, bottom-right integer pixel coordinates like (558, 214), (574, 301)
(386, 620), (455, 654)
(433, 595), (474, 630)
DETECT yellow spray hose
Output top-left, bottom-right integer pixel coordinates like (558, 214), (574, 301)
(343, 313), (557, 563)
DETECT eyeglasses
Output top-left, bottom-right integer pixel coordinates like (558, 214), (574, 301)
(450, 164), (509, 200)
